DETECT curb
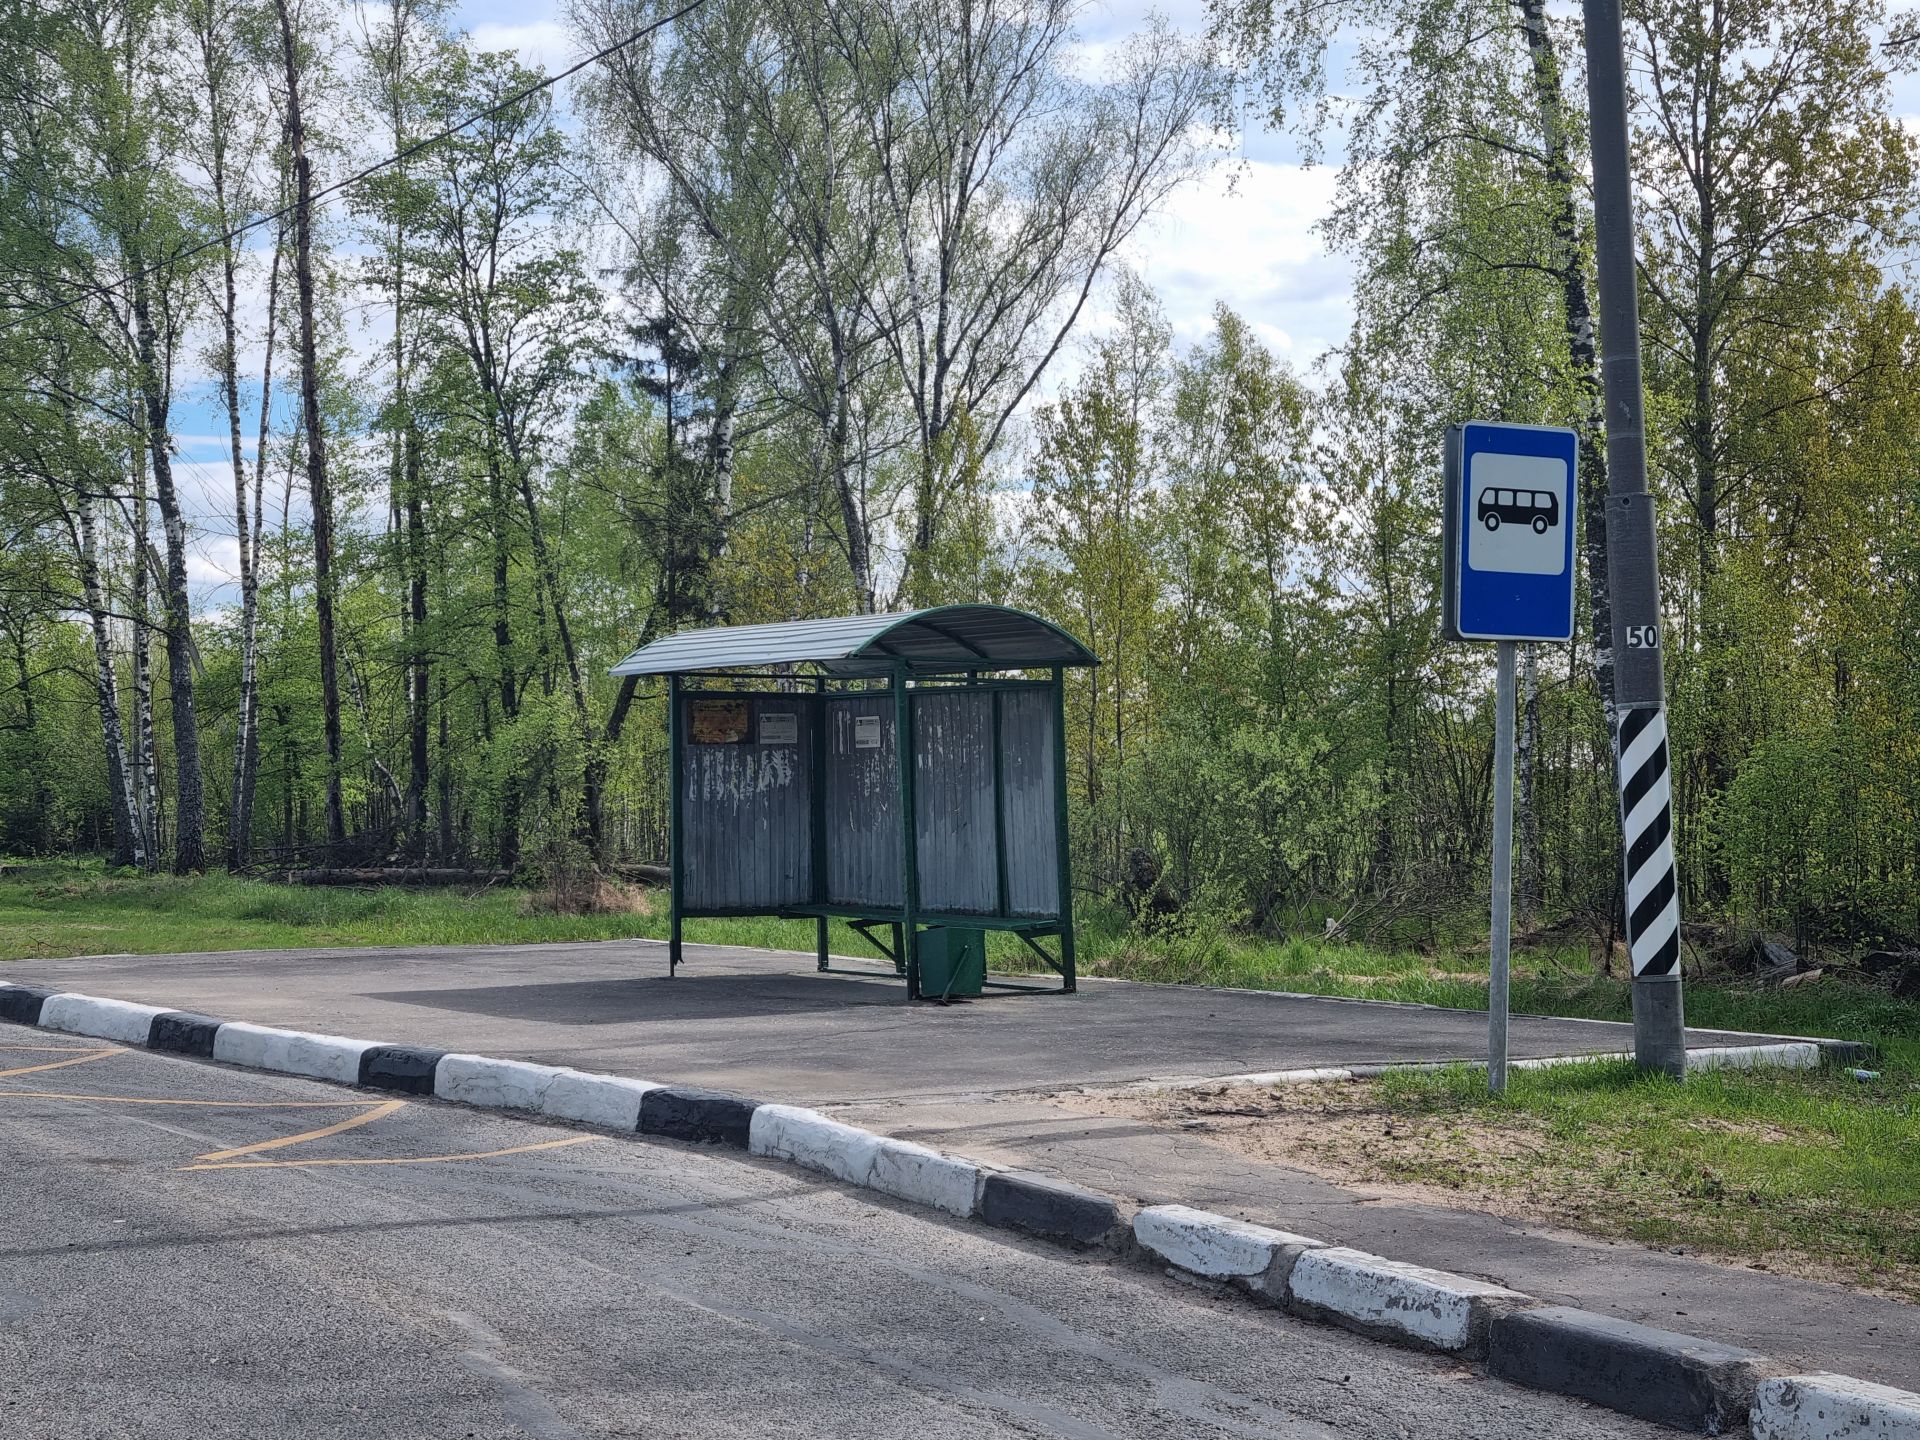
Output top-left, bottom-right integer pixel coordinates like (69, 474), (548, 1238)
(3, 977), (1911, 1434)
(1107, 1039), (1846, 1096)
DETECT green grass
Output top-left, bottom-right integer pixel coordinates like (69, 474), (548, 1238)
(0, 859), (888, 964)
(1333, 1050), (1920, 1296)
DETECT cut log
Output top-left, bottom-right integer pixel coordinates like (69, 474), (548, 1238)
(612, 862), (669, 886)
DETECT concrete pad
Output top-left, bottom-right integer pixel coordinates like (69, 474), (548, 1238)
(38, 993), (169, 1045)
(866, 1137), (980, 1217)
(749, 1105), (884, 1186)
(1490, 1305), (1769, 1434)
(540, 1071), (659, 1130)
(1289, 1246), (1530, 1353)
(5, 938), (1811, 1105)
(211, 1022), (374, 1085)
(1752, 1373), (1920, 1440)
(1133, 1204), (1324, 1279)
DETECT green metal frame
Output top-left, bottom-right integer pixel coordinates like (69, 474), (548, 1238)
(665, 665), (1078, 999)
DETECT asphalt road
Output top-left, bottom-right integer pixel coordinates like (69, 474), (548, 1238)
(10, 939), (1800, 1103)
(0, 1038), (1670, 1440)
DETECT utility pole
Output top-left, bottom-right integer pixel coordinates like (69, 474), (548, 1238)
(1581, 0), (1686, 1076)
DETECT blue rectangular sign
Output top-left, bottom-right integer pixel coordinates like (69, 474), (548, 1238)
(1445, 421), (1579, 643)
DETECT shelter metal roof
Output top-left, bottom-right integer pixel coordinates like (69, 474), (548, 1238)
(608, 604), (1098, 677)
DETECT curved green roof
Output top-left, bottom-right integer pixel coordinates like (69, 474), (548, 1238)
(609, 604), (1098, 677)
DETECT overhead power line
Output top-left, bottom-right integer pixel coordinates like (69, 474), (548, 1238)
(0, 0), (705, 335)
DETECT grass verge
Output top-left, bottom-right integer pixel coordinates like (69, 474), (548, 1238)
(1075, 1048), (1920, 1300)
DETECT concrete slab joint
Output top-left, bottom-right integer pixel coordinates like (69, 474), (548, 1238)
(1133, 1204), (1325, 1286)
(211, 1021), (375, 1086)
(749, 1104), (886, 1187)
(1287, 1246), (1530, 1355)
(38, 993), (170, 1046)
(1489, 1305), (1771, 1434)
(1751, 1373), (1920, 1440)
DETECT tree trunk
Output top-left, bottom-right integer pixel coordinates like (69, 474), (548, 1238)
(128, 426), (158, 865)
(276, 0), (347, 854)
(1514, 0), (1614, 723)
(233, 228), (282, 869)
(72, 491), (145, 870)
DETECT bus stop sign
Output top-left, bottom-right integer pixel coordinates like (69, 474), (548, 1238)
(1442, 421), (1579, 643)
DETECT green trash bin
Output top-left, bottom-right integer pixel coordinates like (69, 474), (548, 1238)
(917, 927), (985, 998)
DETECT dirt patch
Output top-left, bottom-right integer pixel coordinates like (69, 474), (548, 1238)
(1061, 1080), (1919, 1301)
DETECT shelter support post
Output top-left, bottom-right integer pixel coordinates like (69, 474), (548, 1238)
(813, 676), (828, 973)
(668, 673), (684, 977)
(895, 662), (922, 999)
(1051, 666), (1077, 993)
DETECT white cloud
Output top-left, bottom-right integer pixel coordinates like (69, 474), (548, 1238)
(468, 19), (574, 75)
(1120, 158), (1350, 363)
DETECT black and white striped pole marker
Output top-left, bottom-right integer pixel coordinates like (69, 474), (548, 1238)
(1585, 0), (1687, 1075)
(1617, 706), (1679, 979)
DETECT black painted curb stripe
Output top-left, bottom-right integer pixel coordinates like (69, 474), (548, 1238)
(148, 1011), (224, 1057)
(0, 985), (54, 1026)
(1489, 1306), (1768, 1432)
(360, 1044), (447, 1095)
(638, 1085), (759, 1147)
(979, 1170), (1122, 1248)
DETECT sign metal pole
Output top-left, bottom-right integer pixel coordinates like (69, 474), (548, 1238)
(1581, 0), (1686, 1076)
(1489, 641), (1516, 1095)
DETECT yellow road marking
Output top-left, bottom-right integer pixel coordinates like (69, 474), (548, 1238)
(0, 1049), (123, 1079)
(194, 1098), (408, 1162)
(0, 1089), (385, 1109)
(180, 1135), (597, 1172)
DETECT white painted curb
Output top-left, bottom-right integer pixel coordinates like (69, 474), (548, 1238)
(539, 1071), (660, 1130)
(867, 1136), (980, 1217)
(435, 1054), (569, 1112)
(1289, 1246), (1529, 1352)
(1752, 1373), (1920, 1440)
(38, 993), (169, 1045)
(749, 1104), (884, 1187)
(211, 1022), (374, 1085)
(1133, 1204), (1325, 1279)
(1687, 1042), (1821, 1072)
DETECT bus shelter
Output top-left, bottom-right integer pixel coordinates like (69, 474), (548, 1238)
(609, 606), (1098, 999)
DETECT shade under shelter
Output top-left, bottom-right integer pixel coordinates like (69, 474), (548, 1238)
(611, 605), (1099, 999)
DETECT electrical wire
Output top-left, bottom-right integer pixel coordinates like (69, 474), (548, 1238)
(0, 0), (706, 335)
